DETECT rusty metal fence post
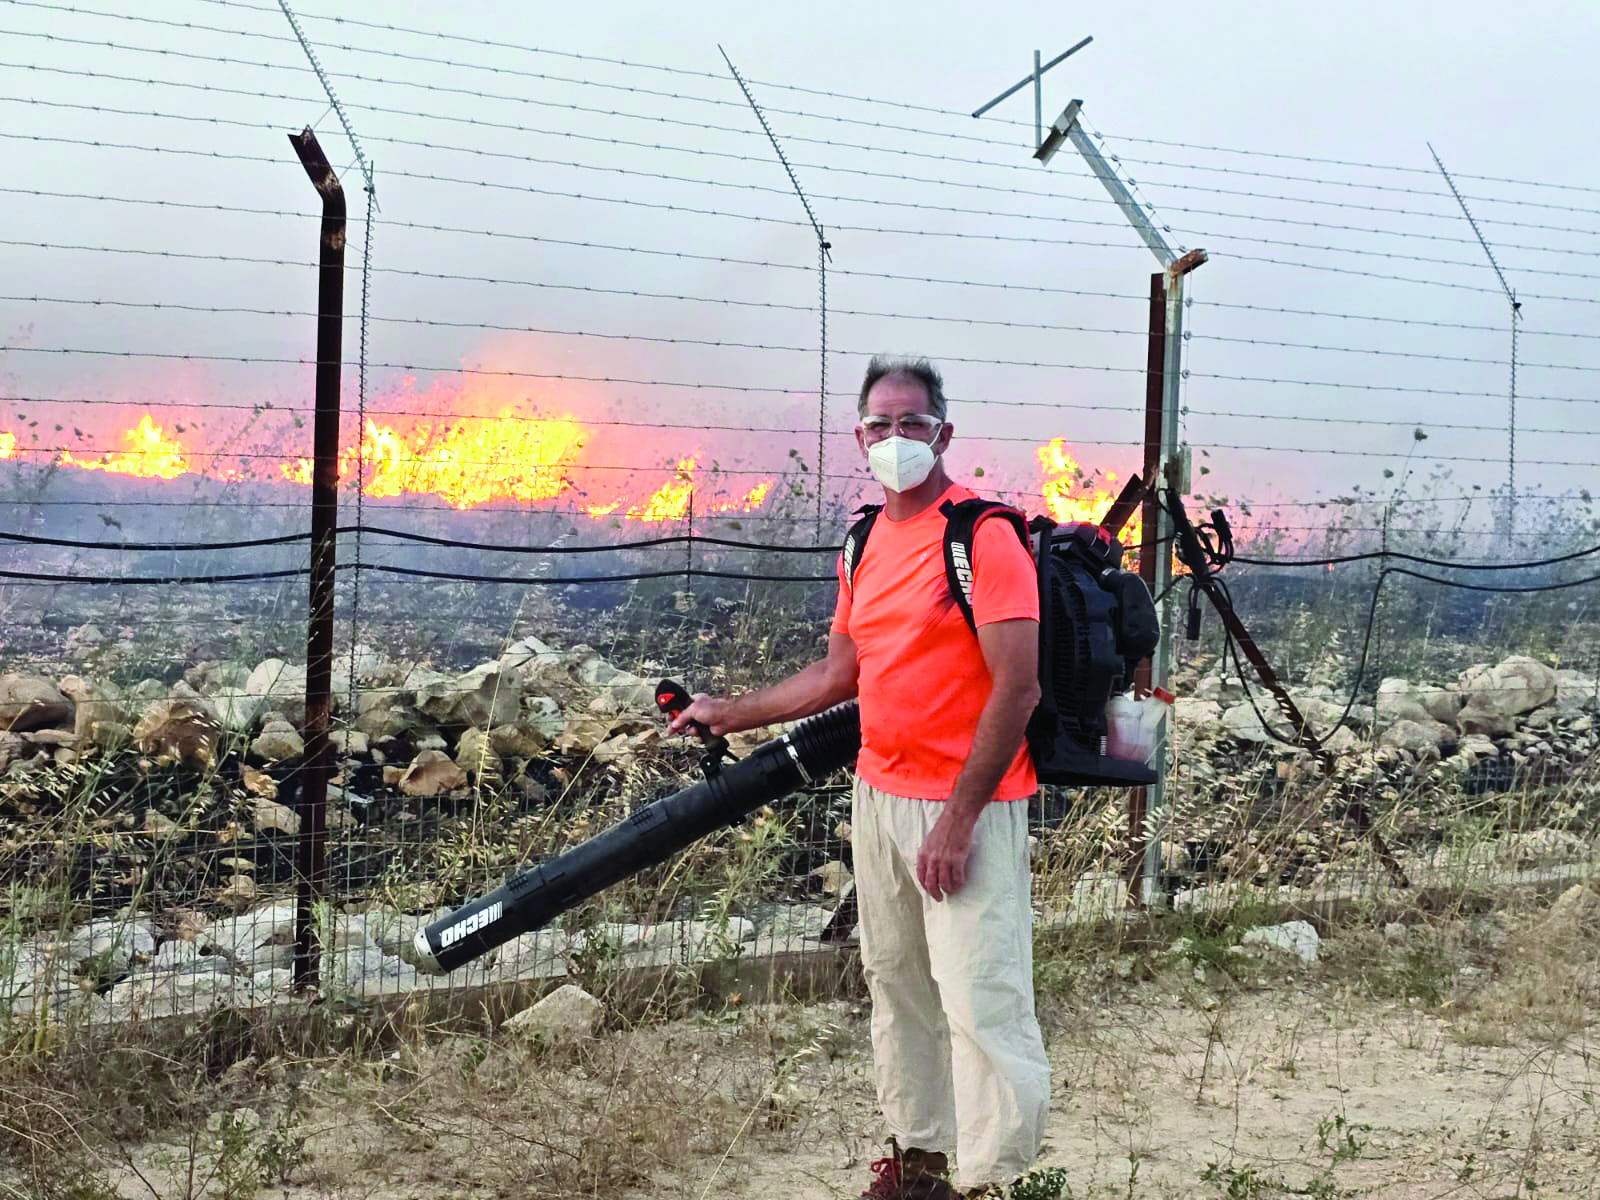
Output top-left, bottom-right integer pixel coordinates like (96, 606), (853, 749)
(1128, 272), (1167, 903)
(288, 127), (345, 992)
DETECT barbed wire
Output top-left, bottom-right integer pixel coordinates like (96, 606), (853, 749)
(4, 432), (1596, 471)
(8, 342), (1597, 408)
(0, 235), (1157, 306)
(0, 282), (1162, 343)
(8, 132), (1600, 298)
(6, 26), (1599, 240)
(21, 0), (1600, 211)
(9, 69), (1597, 259)
(158, 0), (1600, 200)
(0, 130), (1501, 279)
(9, 195), (1599, 344)
(13, 294), (1600, 386)
(10, 93), (1600, 278)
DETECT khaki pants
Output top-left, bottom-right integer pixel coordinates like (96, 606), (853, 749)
(852, 777), (1050, 1188)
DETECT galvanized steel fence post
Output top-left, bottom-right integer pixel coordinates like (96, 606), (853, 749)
(1040, 104), (1206, 905)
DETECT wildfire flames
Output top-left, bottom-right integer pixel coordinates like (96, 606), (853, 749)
(0, 403), (779, 523)
(0, 406), (1134, 537)
(1036, 437), (1143, 549)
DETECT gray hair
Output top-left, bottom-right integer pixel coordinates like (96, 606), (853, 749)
(857, 355), (947, 421)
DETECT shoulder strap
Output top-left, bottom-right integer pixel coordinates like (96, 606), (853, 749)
(938, 497), (1031, 635)
(840, 504), (883, 596)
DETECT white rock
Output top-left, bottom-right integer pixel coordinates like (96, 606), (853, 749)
(353, 689), (413, 741)
(353, 907), (435, 958)
(1495, 828), (1586, 868)
(763, 904), (839, 949)
(321, 944), (417, 995)
(205, 903), (298, 970)
(398, 749), (467, 797)
(1378, 718), (1452, 755)
(1240, 920), (1320, 964)
(484, 928), (571, 980)
(246, 659), (309, 727)
(1172, 698), (1222, 729)
(1458, 656), (1558, 736)
(251, 796), (299, 836)
(1221, 701), (1273, 744)
(489, 723), (548, 758)
(1554, 670), (1598, 715)
(0, 674), (72, 732)
(1375, 678), (1461, 731)
(1322, 726), (1359, 755)
(251, 719), (304, 762)
(497, 635), (563, 678)
(67, 914), (156, 980)
(523, 695), (565, 742)
(252, 968), (293, 996)
(503, 983), (604, 1041)
(191, 663), (260, 731)
(571, 648), (655, 712)
(1541, 883), (1600, 939)
(1287, 691), (1358, 734)
(150, 941), (232, 976)
(416, 663), (521, 729)
(107, 970), (268, 1020)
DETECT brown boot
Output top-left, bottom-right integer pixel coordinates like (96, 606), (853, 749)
(860, 1139), (957, 1200)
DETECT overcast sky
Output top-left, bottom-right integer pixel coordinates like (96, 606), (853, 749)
(2, 0), (1596, 542)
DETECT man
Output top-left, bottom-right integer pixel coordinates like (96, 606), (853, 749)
(669, 355), (1050, 1197)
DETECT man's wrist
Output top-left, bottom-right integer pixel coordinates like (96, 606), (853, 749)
(943, 790), (989, 820)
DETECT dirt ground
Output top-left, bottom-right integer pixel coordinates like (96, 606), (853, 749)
(706, 990), (1600, 1200)
(24, 900), (1600, 1200)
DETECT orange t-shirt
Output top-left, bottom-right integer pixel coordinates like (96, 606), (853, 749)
(831, 483), (1039, 801)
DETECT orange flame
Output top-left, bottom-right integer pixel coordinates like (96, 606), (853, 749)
(1036, 437), (1142, 549)
(2, 403), (774, 523)
(712, 480), (773, 513)
(57, 413), (190, 480)
(279, 411), (588, 510)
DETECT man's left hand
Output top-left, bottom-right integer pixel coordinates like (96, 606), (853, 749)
(918, 806), (979, 901)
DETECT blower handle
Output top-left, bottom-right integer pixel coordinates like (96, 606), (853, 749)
(655, 678), (734, 772)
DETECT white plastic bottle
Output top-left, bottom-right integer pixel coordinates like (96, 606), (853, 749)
(1105, 688), (1173, 766)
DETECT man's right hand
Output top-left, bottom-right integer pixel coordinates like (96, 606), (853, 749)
(666, 694), (736, 738)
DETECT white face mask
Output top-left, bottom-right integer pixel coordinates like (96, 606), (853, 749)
(867, 434), (939, 493)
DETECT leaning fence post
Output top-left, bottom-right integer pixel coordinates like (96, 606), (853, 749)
(288, 127), (345, 992)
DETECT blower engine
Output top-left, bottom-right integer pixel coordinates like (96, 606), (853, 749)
(1025, 517), (1161, 786)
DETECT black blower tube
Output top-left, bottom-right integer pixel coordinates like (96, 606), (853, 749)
(412, 701), (861, 974)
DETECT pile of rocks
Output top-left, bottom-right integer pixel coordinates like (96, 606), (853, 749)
(1163, 653), (1599, 885)
(0, 633), (732, 919)
(1173, 653), (1596, 774)
(1, 897), (842, 1024)
(0, 632), (669, 795)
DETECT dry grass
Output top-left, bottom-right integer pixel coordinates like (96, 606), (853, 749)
(6, 883), (1600, 1199)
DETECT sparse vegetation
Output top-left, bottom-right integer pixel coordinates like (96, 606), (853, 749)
(3, 472), (1600, 1197)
